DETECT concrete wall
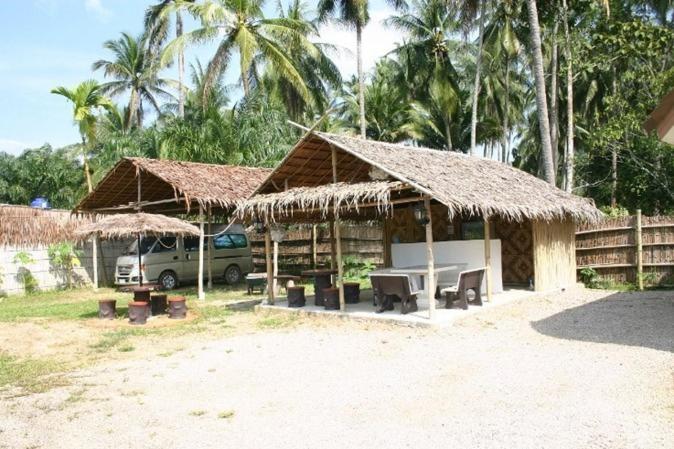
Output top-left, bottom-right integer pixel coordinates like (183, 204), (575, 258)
(0, 239), (130, 296)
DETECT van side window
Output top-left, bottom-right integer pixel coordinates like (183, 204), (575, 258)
(153, 237), (177, 253)
(184, 236), (207, 252)
(213, 235), (234, 249)
(230, 234), (248, 248)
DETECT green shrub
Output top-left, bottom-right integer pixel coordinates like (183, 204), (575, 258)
(343, 256), (375, 281)
(47, 242), (81, 289)
(579, 267), (599, 288)
(13, 251), (38, 294)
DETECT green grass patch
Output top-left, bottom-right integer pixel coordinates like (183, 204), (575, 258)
(218, 410), (235, 419)
(0, 352), (68, 393)
(257, 314), (298, 329)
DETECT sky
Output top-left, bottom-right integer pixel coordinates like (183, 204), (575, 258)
(0, 0), (402, 155)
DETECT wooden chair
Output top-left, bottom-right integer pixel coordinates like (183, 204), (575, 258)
(440, 268), (486, 310)
(369, 274), (422, 314)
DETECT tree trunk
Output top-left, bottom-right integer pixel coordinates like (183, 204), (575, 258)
(549, 18), (560, 175)
(470, 1), (486, 156)
(81, 136), (93, 193)
(525, 0), (555, 185)
(356, 22), (366, 138)
(177, 10), (185, 119)
(610, 74), (618, 207)
(562, 0), (574, 192)
(445, 120), (453, 151)
(502, 56), (510, 164)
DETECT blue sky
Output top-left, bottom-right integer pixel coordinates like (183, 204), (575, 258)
(0, 0), (400, 155)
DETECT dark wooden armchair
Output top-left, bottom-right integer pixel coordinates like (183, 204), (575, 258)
(440, 268), (486, 310)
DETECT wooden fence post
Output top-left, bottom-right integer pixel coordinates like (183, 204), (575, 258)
(636, 209), (643, 290)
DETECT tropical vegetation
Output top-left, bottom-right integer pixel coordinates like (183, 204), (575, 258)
(1, 0), (674, 215)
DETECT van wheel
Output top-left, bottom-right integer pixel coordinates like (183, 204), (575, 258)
(158, 270), (178, 290)
(224, 265), (242, 285)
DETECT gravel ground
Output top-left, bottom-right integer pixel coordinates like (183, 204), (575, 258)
(1, 288), (672, 449)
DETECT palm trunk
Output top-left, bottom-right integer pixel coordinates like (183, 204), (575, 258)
(470, 1), (486, 156)
(502, 56), (510, 164)
(562, 0), (574, 192)
(177, 10), (185, 118)
(356, 22), (366, 138)
(445, 120), (453, 151)
(525, 0), (555, 185)
(242, 67), (250, 97)
(610, 74), (618, 207)
(549, 19), (559, 175)
(81, 136), (93, 193)
(127, 89), (140, 129)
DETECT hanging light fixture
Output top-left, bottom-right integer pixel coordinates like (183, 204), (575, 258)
(413, 202), (430, 225)
(253, 216), (267, 234)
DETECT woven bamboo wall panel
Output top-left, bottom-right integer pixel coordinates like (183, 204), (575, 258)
(495, 219), (533, 284)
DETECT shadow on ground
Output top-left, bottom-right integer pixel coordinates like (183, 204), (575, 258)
(531, 290), (674, 353)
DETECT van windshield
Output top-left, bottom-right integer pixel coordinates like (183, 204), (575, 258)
(126, 237), (157, 256)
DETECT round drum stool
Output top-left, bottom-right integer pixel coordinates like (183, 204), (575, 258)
(132, 286), (152, 302)
(98, 299), (116, 320)
(168, 296), (187, 319)
(287, 286), (306, 308)
(128, 301), (148, 325)
(151, 294), (168, 315)
(323, 287), (340, 310)
(343, 282), (361, 304)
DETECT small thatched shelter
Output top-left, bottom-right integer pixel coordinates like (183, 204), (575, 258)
(239, 130), (602, 319)
(74, 213), (200, 240)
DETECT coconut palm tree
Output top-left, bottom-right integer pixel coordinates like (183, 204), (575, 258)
(51, 80), (114, 192)
(144, 0), (195, 118)
(93, 32), (175, 128)
(317, 0), (408, 138)
(524, 0), (555, 185)
(162, 0), (319, 105)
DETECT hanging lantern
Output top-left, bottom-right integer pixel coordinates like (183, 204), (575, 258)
(253, 216), (267, 234)
(413, 202), (430, 225)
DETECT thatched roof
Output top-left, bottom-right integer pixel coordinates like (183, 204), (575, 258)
(75, 212), (199, 240)
(0, 205), (96, 247)
(75, 157), (271, 215)
(238, 181), (405, 221)
(247, 131), (602, 223)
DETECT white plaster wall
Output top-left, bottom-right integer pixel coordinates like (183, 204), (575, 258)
(0, 239), (130, 296)
(391, 240), (503, 293)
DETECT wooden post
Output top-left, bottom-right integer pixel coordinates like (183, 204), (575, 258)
(265, 228), (274, 305)
(273, 238), (279, 295)
(311, 224), (318, 268)
(329, 219), (337, 269)
(197, 205), (205, 300)
(424, 198), (435, 320)
(484, 218), (492, 302)
(207, 205), (213, 290)
(96, 236), (109, 286)
(92, 237), (99, 290)
(636, 209), (643, 291)
(332, 146), (345, 311)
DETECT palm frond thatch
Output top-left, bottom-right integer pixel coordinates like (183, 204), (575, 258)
(75, 212), (199, 240)
(0, 205), (96, 247)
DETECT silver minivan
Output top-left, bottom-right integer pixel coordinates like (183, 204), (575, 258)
(115, 224), (254, 289)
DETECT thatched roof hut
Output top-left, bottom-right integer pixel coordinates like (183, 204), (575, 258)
(240, 131), (601, 223)
(0, 204), (96, 247)
(74, 213), (200, 240)
(242, 131), (602, 315)
(75, 157), (272, 215)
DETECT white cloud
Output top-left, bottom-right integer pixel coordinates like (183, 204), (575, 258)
(0, 139), (35, 156)
(318, 9), (404, 79)
(84, 0), (112, 21)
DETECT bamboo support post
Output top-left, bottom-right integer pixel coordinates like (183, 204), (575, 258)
(329, 219), (337, 269)
(273, 239), (279, 295)
(92, 237), (99, 290)
(484, 218), (492, 302)
(207, 205), (213, 290)
(636, 209), (643, 291)
(332, 146), (345, 311)
(265, 227), (274, 305)
(424, 198), (435, 320)
(197, 205), (205, 300)
(311, 224), (318, 268)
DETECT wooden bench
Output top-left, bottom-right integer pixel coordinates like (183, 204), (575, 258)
(369, 274), (422, 314)
(440, 268), (486, 310)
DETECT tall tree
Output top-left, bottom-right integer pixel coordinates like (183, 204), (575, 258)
(144, 0), (195, 118)
(93, 32), (174, 128)
(561, 0), (574, 192)
(525, 0), (555, 184)
(51, 80), (113, 192)
(318, 0), (408, 138)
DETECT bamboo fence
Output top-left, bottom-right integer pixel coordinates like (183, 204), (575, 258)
(575, 212), (674, 286)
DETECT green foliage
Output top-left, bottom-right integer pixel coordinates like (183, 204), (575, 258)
(579, 267), (599, 288)
(13, 251), (38, 294)
(343, 255), (375, 281)
(599, 206), (629, 217)
(47, 242), (82, 290)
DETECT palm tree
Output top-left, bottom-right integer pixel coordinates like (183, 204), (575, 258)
(524, 0), (555, 185)
(93, 32), (175, 128)
(51, 80), (114, 192)
(163, 0), (319, 105)
(144, 0), (195, 118)
(318, 0), (408, 138)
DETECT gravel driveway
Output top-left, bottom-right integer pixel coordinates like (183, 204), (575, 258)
(1, 288), (672, 449)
